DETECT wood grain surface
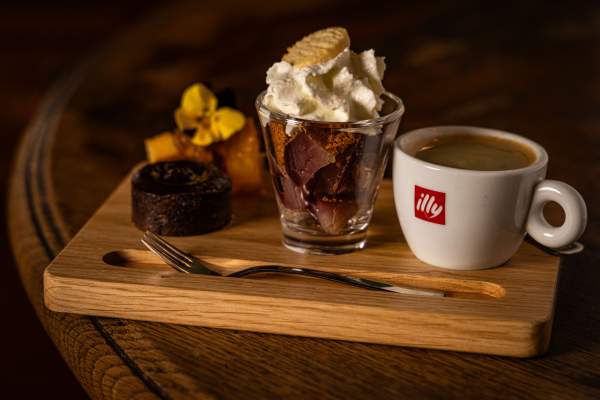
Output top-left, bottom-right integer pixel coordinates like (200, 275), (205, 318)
(44, 176), (559, 357)
(8, 0), (600, 399)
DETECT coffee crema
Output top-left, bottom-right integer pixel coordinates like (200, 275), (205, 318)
(414, 134), (536, 171)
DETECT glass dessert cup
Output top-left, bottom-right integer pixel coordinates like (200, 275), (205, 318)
(256, 91), (405, 254)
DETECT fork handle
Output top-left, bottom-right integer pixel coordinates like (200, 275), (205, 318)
(228, 265), (415, 293)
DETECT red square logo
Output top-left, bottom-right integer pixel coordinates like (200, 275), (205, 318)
(414, 185), (446, 225)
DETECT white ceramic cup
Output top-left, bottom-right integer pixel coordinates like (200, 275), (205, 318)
(393, 126), (587, 270)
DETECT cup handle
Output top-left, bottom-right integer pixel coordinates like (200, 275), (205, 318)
(526, 180), (587, 248)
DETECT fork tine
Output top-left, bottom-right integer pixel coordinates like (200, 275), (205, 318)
(142, 233), (191, 265)
(141, 237), (192, 274)
(144, 231), (195, 263)
(145, 237), (193, 268)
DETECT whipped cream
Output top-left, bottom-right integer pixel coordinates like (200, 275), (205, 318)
(263, 48), (386, 122)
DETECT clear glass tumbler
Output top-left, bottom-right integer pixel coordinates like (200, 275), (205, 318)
(256, 91), (404, 254)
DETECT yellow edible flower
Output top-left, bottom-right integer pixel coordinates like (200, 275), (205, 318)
(173, 83), (246, 146)
(174, 108), (197, 132)
(210, 107), (246, 141)
(180, 83), (217, 117)
(191, 123), (220, 147)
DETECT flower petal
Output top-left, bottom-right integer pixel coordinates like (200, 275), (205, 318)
(181, 83), (217, 117)
(191, 124), (219, 147)
(210, 107), (246, 141)
(174, 108), (199, 131)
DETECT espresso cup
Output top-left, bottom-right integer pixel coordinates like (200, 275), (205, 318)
(393, 126), (587, 270)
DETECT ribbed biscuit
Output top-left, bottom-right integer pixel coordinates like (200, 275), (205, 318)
(283, 27), (350, 67)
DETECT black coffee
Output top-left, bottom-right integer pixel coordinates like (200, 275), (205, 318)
(414, 134), (536, 171)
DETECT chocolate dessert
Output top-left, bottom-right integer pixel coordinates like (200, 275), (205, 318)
(265, 120), (385, 235)
(256, 27), (404, 253)
(132, 161), (231, 236)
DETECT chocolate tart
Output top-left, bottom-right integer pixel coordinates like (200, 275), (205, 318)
(132, 161), (231, 236)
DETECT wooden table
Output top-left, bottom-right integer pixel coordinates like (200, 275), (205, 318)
(8, 1), (600, 398)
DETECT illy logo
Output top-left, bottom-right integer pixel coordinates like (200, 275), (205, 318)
(414, 185), (446, 225)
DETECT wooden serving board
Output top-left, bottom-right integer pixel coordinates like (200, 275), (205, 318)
(44, 168), (560, 357)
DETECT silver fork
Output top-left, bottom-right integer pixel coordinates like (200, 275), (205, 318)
(141, 231), (445, 297)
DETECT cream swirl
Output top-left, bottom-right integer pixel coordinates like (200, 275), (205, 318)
(263, 48), (386, 122)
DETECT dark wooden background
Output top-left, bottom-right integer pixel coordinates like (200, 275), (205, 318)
(3, 0), (599, 398)
(1, 1), (156, 397)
